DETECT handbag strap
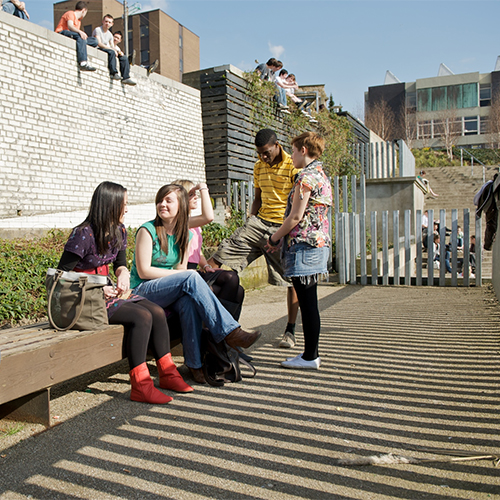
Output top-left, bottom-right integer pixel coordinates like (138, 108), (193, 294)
(48, 270), (88, 331)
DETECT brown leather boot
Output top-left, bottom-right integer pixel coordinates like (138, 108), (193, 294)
(225, 327), (261, 350)
(189, 367), (207, 384)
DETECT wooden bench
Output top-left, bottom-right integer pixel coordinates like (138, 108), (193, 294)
(0, 319), (182, 427)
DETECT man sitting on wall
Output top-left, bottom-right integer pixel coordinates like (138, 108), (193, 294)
(55, 1), (98, 72)
(93, 15), (136, 85)
(1, 0), (29, 19)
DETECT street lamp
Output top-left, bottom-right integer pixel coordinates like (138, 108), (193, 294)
(123, 1), (142, 57)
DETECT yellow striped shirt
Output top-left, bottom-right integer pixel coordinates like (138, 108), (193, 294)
(254, 146), (299, 224)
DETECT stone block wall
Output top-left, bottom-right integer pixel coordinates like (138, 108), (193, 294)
(0, 11), (205, 218)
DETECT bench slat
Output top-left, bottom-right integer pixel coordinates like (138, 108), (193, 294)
(0, 325), (125, 406)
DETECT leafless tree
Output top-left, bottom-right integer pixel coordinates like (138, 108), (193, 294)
(365, 99), (398, 141)
(399, 104), (417, 149)
(436, 108), (461, 161)
(488, 89), (500, 149)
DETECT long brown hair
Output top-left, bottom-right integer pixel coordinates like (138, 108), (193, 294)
(79, 181), (126, 255)
(154, 184), (190, 263)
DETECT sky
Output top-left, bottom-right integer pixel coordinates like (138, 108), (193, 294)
(26, 0), (500, 119)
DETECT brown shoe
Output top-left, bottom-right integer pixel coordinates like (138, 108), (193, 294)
(189, 367), (206, 384)
(225, 327), (261, 350)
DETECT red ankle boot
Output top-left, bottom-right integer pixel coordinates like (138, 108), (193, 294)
(130, 363), (173, 404)
(156, 353), (194, 393)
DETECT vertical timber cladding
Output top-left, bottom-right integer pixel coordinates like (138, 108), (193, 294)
(198, 67), (291, 199)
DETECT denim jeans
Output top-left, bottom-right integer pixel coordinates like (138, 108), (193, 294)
(2, 2), (28, 19)
(133, 271), (239, 369)
(276, 85), (287, 106)
(58, 30), (98, 63)
(99, 47), (130, 79)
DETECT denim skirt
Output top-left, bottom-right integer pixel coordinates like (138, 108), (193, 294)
(282, 242), (329, 282)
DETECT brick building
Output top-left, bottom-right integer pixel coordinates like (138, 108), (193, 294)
(53, 0), (199, 82)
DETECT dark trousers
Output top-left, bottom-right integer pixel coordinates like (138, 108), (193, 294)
(99, 47), (131, 79)
(58, 30), (98, 63)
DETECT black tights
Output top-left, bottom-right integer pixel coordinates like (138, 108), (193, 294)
(211, 270), (245, 305)
(292, 278), (320, 361)
(109, 299), (170, 370)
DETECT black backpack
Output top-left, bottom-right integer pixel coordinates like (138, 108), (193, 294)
(201, 329), (256, 387)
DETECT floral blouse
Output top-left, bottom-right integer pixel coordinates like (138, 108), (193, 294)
(284, 159), (332, 248)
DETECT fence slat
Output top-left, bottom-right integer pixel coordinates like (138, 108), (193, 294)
(371, 211), (378, 285)
(439, 209), (446, 286)
(338, 213), (345, 285)
(416, 210), (422, 286)
(342, 176), (348, 213)
(393, 210), (400, 285)
(404, 210), (411, 285)
(427, 209), (434, 286)
(351, 175), (357, 214)
(476, 216), (482, 286)
(451, 209), (458, 286)
(463, 209), (470, 287)
(382, 211), (389, 285)
(360, 211), (367, 285)
(349, 213), (356, 284)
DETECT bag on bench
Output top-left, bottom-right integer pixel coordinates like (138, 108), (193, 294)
(46, 269), (109, 331)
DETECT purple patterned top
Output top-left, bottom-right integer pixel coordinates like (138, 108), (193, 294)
(64, 224), (126, 270)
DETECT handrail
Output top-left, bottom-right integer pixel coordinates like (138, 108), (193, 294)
(460, 148), (486, 183)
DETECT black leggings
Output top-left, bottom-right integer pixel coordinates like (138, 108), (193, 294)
(210, 270), (245, 305)
(109, 299), (170, 370)
(292, 278), (320, 361)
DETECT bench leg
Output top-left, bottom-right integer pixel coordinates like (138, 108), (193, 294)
(0, 389), (51, 427)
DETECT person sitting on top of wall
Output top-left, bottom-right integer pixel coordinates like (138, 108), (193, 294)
(1, 0), (29, 19)
(55, 1), (98, 72)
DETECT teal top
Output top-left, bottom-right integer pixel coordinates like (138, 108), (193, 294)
(130, 220), (190, 289)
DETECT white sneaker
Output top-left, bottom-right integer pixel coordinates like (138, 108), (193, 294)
(281, 354), (321, 369)
(279, 332), (295, 348)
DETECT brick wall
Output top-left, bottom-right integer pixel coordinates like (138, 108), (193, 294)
(0, 11), (205, 218)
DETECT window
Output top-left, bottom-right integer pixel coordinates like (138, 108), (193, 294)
(84, 25), (92, 37)
(406, 91), (416, 110)
(417, 121), (432, 139)
(480, 84), (491, 107)
(140, 25), (149, 37)
(464, 116), (478, 135)
(141, 50), (149, 65)
(417, 89), (431, 112)
(417, 83), (479, 111)
(432, 87), (447, 111)
(462, 83), (478, 108)
(480, 116), (489, 134)
(433, 120), (444, 138)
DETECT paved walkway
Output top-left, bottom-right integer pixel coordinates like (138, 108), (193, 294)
(1, 283), (499, 499)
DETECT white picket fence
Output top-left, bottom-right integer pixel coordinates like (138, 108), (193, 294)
(334, 175), (483, 287)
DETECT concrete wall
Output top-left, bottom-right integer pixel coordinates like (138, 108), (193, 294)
(0, 11), (205, 219)
(364, 177), (425, 240)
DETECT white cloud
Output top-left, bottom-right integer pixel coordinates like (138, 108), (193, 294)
(268, 42), (284, 60)
(140, 0), (169, 12)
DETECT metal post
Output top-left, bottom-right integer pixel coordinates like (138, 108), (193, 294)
(382, 211), (389, 285)
(416, 210), (422, 286)
(404, 210), (411, 285)
(463, 209), (470, 287)
(427, 209), (434, 286)
(124, 1), (129, 57)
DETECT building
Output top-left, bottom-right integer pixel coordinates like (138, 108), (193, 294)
(54, 0), (199, 82)
(365, 60), (500, 149)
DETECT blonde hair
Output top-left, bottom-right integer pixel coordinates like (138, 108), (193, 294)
(172, 179), (194, 192)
